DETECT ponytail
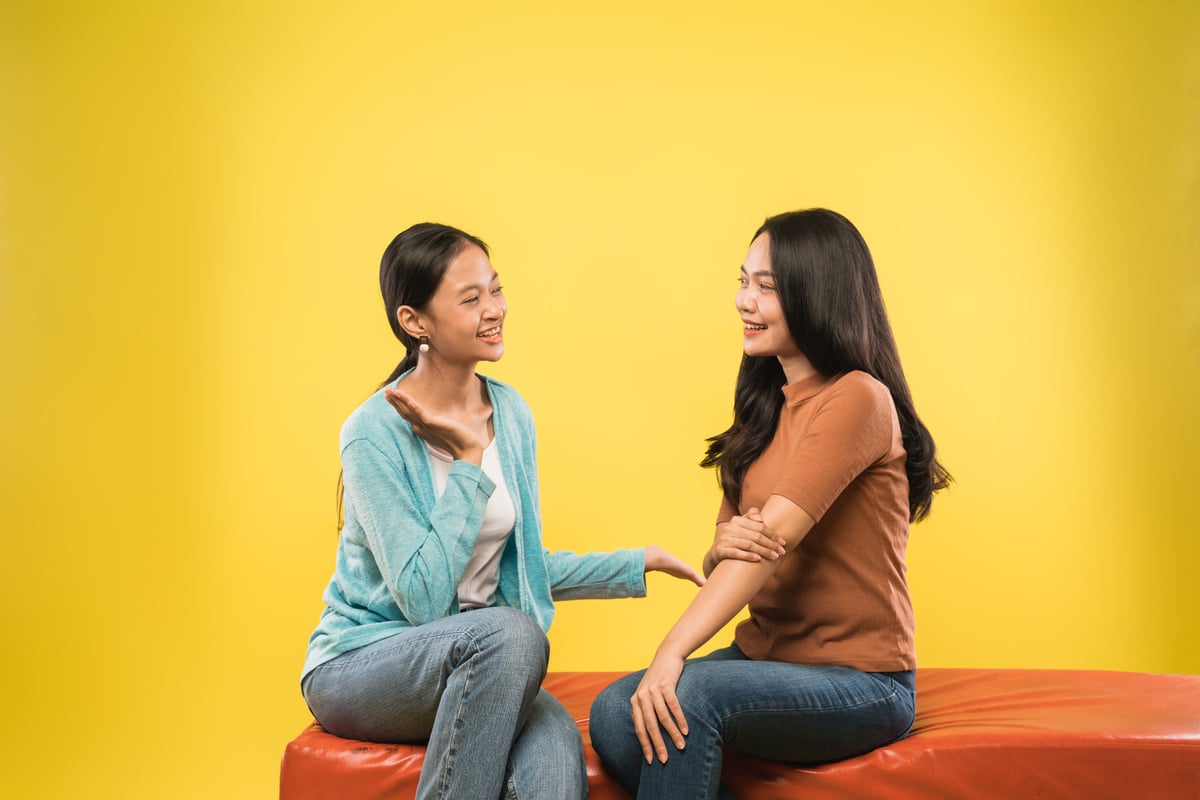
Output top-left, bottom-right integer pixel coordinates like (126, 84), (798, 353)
(380, 351), (417, 389)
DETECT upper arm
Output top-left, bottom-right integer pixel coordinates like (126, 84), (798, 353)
(758, 493), (818, 551)
(771, 374), (897, 522)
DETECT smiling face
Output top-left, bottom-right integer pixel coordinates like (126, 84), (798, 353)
(404, 243), (507, 365)
(736, 233), (813, 382)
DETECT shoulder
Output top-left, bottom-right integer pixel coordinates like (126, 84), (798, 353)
(829, 370), (891, 406)
(339, 386), (409, 454)
(816, 371), (897, 428)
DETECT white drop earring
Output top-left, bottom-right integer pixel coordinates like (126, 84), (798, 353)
(418, 335), (430, 353)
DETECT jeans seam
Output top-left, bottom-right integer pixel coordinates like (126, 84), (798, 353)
(720, 681), (900, 727)
(433, 627), (484, 799)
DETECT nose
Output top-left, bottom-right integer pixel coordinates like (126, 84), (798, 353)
(735, 286), (755, 314)
(484, 294), (505, 319)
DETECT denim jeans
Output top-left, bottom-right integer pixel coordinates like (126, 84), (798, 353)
(588, 645), (916, 800)
(302, 607), (587, 800)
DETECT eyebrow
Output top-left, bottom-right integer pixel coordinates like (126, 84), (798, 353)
(740, 266), (774, 278)
(454, 272), (501, 293)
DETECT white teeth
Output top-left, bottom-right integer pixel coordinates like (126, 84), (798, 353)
(478, 327), (501, 337)
(745, 324), (767, 330)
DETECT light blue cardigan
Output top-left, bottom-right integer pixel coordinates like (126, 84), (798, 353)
(303, 373), (646, 680)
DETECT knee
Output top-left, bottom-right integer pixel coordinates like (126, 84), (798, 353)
(465, 607), (549, 675)
(589, 680), (626, 730)
(589, 675), (639, 755)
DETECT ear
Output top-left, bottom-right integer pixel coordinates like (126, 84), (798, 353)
(396, 305), (426, 339)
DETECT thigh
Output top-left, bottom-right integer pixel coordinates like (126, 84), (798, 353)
(676, 659), (916, 765)
(590, 646), (748, 745)
(303, 609), (530, 742)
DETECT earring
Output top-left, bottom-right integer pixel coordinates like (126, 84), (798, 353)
(418, 335), (430, 353)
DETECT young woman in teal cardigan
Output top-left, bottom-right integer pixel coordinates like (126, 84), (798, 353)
(301, 223), (702, 800)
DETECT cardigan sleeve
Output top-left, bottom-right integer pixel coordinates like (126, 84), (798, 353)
(543, 547), (647, 600)
(341, 436), (496, 625)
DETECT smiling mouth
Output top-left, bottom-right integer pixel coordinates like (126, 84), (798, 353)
(744, 323), (767, 331)
(478, 325), (502, 338)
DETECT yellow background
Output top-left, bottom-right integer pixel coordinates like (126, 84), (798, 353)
(3, 1), (1198, 797)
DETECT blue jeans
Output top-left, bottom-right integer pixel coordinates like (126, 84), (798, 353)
(302, 607), (587, 800)
(588, 645), (916, 800)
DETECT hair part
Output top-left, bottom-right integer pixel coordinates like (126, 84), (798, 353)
(702, 208), (950, 522)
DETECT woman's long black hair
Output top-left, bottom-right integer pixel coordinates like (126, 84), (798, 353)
(701, 209), (950, 522)
(338, 222), (490, 532)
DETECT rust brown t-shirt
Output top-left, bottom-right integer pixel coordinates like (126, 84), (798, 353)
(718, 370), (916, 672)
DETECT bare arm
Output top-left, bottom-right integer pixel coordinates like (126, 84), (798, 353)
(630, 494), (817, 764)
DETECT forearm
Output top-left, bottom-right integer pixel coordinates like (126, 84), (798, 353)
(348, 452), (494, 624)
(546, 547), (648, 600)
(659, 495), (815, 659)
(655, 557), (779, 659)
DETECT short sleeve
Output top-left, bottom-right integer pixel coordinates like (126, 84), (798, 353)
(771, 373), (898, 521)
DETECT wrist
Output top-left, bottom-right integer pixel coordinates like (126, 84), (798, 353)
(655, 641), (689, 663)
(455, 446), (484, 465)
(643, 543), (662, 572)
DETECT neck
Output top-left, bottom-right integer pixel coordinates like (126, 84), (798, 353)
(778, 352), (817, 385)
(402, 358), (484, 412)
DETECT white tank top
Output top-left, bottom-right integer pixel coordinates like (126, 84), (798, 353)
(425, 439), (516, 610)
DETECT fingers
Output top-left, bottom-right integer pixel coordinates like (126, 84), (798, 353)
(631, 698), (654, 764)
(667, 560), (705, 586)
(714, 533), (786, 562)
(631, 686), (688, 763)
(644, 546), (706, 586)
(384, 388), (423, 424)
(666, 554), (706, 586)
(719, 509), (787, 560)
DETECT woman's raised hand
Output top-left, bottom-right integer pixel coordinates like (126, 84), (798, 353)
(385, 388), (485, 464)
(644, 544), (705, 587)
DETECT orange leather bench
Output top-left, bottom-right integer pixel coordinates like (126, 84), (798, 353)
(280, 668), (1200, 798)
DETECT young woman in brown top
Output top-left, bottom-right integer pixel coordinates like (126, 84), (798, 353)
(590, 208), (951, 800)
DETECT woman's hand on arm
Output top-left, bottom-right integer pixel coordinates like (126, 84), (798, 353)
(384, 388), (485, 464)
(644, 544), (705, 587)
(633, 494), (817, 763)
(701, 507), (788, 576)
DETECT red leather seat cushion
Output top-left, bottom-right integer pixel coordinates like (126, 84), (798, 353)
(281, 668), (1200, 799)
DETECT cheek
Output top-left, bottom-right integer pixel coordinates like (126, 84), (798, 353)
(759, 295), (783, 322)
